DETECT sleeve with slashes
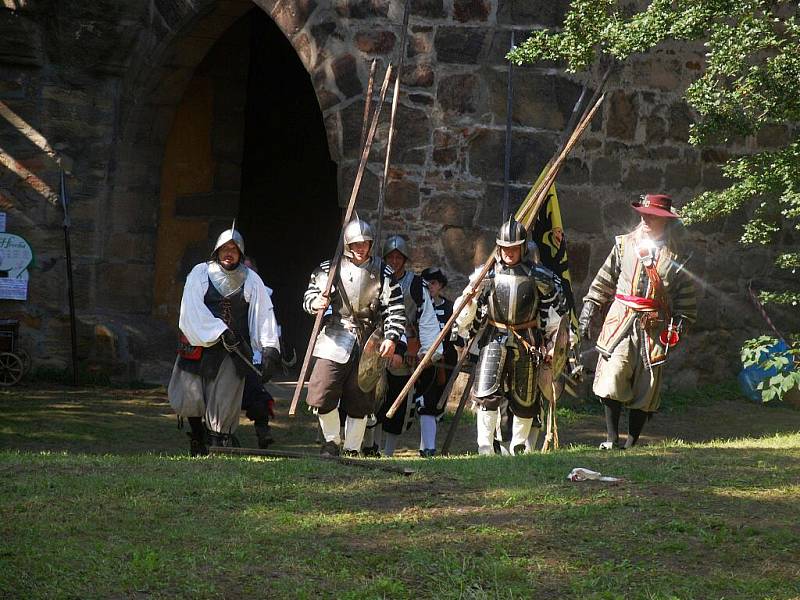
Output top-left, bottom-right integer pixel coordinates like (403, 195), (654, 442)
(380, 263), (406, 341)
(584, 243), (621, 308)
(302, 259), (331, 315)
(671, 269), (697, 325)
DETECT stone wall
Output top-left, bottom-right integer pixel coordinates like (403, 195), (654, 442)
(0, 0), (796, 385)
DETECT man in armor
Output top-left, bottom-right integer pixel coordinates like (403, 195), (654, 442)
(374, 236), (442, 457)
(456, 217), (567, 455)
(580, 194), (697, 449)
(303, 218), (406, 457)
(168, 225), (282, 456)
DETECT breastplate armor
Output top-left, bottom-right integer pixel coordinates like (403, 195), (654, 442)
(487, 263), (539, 326)
(207, 261), (247, 298)
(334, 256), (382, 326)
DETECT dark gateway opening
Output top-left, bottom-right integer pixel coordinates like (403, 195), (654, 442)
(238, 10), (340, 362)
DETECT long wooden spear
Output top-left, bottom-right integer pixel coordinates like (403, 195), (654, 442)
(385, 90), (606, 419)
(373, 0), (411, 247)
(289, 65), (394, 416)
(359, 60), (378, 152)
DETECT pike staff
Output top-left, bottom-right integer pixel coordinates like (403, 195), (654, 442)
(385, 90), (606, 420)
(289, 66), (394, 416)
(373, 0), (411, 247)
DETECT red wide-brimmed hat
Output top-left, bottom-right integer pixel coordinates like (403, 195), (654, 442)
(631, 194), (680, 218)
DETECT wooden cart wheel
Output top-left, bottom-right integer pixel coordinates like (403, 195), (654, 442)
(0, 352), (24, 386)
(16, 349), (31, 375)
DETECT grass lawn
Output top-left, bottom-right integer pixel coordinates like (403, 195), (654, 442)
(1, 382), (800, 599)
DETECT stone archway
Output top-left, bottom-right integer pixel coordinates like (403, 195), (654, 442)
(98, 0), (364, 366)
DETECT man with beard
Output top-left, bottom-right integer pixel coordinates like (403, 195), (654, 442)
(580, 194), (697, 449)
(303, 218), (405, 457)
(168, 225), (281, 456)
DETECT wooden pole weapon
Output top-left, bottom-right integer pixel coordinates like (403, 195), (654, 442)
(385, 90), (606, 419)
(289, 65), (394, 416)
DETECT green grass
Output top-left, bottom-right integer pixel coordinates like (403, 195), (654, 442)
(1, 385), (800, 599)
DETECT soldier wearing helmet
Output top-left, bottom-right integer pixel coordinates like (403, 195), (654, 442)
(167, 223), (281, 456)
(455, 216), (567, 455)
(373, 235), (443, 457)
(302, 217), (406, 457)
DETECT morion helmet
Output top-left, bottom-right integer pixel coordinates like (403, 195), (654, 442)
(212, 220), (245, 258)
(382, 235), (409, 259)
(496, 216), (528, 256)
(343, 218), (374, 257)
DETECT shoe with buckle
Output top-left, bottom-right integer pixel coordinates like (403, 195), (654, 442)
(341, 449), (360, 458)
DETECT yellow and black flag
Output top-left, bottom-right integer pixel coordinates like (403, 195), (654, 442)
(520, 169), (578, 328)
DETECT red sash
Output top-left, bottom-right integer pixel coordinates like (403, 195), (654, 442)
(178, 334), (202, 361)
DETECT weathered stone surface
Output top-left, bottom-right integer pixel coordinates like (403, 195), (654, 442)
(756, 124), (791, 148)
(421, 195), (476, 226)
(606, 90), (638, 140)
(310, 21), (338, 49)
(392, 104), (432, 162)
(386, 177), (420, 209)
(401, 64), (434, 87)
(338, 162), (380, 208)
(354, 30), (396, 54)
(496, 0), (568, 26)
(331, 54), (362, 99)
(271, 0), (316, 35)
(668, 101), (692, 142)
(468, 128), (556, 183)
(410, 0), (445, 19)
(442, 226), (495, 274)
(0, 12), (43, 67)
(335, 0), (390, 18)
(437, 72), (481, 114)
(487, 70), (583, 130)
(434, 27), (487, 64)
(454, 0), (491, 22)
(564, 240), (591, 286)
(559, 158), (589, 186)
(478, 183), (528, 228)
(97, 264), (154, 313)
(664, 161), (701, 190)
(645, 115), (666, 145)
(622, 164), (663, 192)
(432, 128), (458, 165)
(174, 192), (239, 218)
(407, 28), (434, 58)
(409, 93), (434, 106)
(557, 188), (606, 234)
(591, 156), (621, 186)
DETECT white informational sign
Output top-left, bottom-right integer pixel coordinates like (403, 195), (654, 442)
(0, 277), (27, 300)
(0, 212), (5, 232)
(0, 233), (32, 301)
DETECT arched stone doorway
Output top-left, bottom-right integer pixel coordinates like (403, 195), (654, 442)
(149, 7), (340, 355)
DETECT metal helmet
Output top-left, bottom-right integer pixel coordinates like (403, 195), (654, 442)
(212, 220), (245, 258)
(382, 235), (409, 259)
(343, 218), (374, 257)
(496, 216), (528, 256)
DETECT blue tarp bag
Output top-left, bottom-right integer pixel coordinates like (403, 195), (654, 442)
(737, 340), (790, 403)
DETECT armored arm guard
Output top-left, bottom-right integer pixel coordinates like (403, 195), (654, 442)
(534, 265), (567, 331)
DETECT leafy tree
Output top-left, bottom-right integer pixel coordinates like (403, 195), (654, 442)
(508, 0), (799, 400)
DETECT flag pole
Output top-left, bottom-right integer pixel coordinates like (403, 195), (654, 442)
(60, 168), (79, 386)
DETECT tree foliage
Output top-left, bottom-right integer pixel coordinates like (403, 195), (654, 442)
(508, 0), (799, 400)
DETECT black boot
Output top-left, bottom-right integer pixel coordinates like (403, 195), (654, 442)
(187, 417), (207, 457)
(254, 422), (274, 449)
